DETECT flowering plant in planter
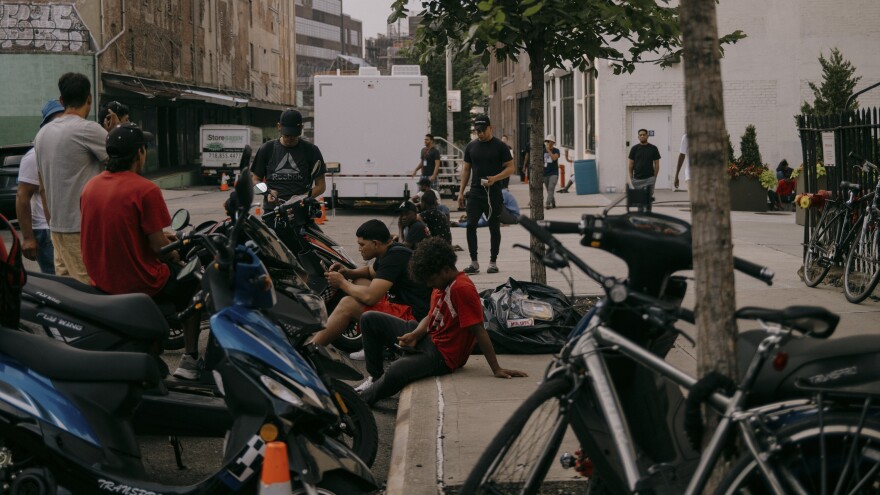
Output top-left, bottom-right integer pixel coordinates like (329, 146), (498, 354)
(726, 163), (769, 179)
(759, 168), (779, 190)
(790, 161), (826, 180)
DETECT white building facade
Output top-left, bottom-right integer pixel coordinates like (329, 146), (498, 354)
(536, 0), (880, 192)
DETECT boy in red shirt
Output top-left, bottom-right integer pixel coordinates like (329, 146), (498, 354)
(357, 237), (527, 405)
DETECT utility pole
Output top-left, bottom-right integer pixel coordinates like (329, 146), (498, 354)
(445, 47), (453, 146)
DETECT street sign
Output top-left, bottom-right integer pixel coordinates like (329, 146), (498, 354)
(446, 90), (461, 112)
(821, 132), (836, 166)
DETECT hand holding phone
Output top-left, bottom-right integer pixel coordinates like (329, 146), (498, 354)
(480, 177), (489, 187)
(394, 343), (423, 354)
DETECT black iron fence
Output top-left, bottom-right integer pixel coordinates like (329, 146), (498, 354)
(797, 108), (880, 237)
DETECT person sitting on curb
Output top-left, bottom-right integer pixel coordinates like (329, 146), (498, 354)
(355, 237), (528, 404)
(411, 177), (450, 216)
(397, 201), (430, 250)
(452, 187), (520, 227)
(419, 191), (452, 244)
(311, 220), (431, 355)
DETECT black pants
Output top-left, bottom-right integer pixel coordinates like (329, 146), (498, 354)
(465, 189), (503, 263)
(360, 312), (451, 405)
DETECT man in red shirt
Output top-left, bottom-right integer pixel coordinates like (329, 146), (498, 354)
(80, 123), (201, 380)
(356, 237), (527, 405)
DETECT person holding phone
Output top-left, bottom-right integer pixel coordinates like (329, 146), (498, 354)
(355, 238), (527, 405)
(251, 109), (326, 202)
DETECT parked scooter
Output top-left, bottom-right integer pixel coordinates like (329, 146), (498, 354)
(0, 174), (377, 494)
(16, 148), (378, 466)
(252, 183), (364, 351)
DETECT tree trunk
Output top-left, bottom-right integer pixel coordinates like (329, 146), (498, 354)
(679, 0), (738, 490)
(527, 41), (547, 284)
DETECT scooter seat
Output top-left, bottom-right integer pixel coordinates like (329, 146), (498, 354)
(739, 330), (880, 405)
(24, 272), (169, 341)
(0, 329), (161, 385)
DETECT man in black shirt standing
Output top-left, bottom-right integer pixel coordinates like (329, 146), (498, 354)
(411, 134), (441, 188)
(627, 128), (661, 201)
(456, 115), (514, 274)
(251, 109), (326, 201)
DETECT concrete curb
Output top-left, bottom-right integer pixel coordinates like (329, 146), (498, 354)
(386, 385), (414, 494)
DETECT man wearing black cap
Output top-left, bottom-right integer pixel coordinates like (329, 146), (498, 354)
(80, 123), (202, 380)
(457, 114), (514, 274)
(251, 109), (326, 203)
(396, 200), (429, 250)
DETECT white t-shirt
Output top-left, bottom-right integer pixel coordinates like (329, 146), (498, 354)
(34, 114), (108, 233)
(16, 148), (49, 230)
(679, 134), (690, 181)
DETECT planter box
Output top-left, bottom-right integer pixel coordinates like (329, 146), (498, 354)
(729, 177), (768, 212)
(795, 175), (828, 226)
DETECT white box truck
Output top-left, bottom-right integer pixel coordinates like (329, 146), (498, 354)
(199, 125), (262, 179)
(314, 66), (429, 203)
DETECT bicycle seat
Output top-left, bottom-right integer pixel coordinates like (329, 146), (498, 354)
(0, 329), (161, 385)
(840, 181), (861, 191)
(735, 306), (838, 338)
(739, 330), (880, 406)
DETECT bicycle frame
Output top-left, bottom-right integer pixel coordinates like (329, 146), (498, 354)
(565, 309), (795, 494)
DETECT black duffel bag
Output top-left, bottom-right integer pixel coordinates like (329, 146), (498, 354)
(479, 278), (582, 354)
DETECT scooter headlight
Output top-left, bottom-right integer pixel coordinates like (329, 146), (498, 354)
(296, 293), (328, 327)
(260, 373), (335, 413)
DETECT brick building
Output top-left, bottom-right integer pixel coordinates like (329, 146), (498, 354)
(488, 0), (880, 193)
(0, 1), (363, 174)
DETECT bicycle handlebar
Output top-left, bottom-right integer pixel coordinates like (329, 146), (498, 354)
(733, 257), (774, 285)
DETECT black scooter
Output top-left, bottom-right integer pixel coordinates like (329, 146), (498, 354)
(0, 173), (376, 494)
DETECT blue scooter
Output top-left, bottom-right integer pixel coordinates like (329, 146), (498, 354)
(0, 174), (376, 494)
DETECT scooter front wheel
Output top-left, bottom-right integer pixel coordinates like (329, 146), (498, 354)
(329, 379), (378, 467)
(162, 326), (185, 351)
(332, 321), (362, 352)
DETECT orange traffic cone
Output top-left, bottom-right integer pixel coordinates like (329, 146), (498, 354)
(315, 197), (327, 225)
(259, 441), (292, 494)
(220, 172), (229, 192)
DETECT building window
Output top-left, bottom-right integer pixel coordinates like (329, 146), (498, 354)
(560, 74), (574, 148)
(584, 71), (596, 152)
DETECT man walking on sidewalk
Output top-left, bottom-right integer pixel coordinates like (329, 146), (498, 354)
(627, 128), (661, 201)
(356, 238), (527, 405)
(456, 114), (514, 275)
(412, 134), (441, 188)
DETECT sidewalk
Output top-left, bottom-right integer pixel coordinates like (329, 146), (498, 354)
(386, 181), (880, 494)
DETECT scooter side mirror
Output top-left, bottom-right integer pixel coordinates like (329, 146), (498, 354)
(170, 209), (190, 230)
(236, 167), (254, 211)
(254, 182), (269, 196)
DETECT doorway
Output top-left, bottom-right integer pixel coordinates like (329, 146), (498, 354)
(629, 107), (671, 189)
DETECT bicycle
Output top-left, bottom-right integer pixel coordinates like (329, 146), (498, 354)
(462, 210), (880, 495)
(842, 155), (880, 303)
(802, 181), (868, 288)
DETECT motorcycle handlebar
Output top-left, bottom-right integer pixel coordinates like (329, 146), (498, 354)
(535, 219), (581, 235)
(733, 257), (774, 286)
(160, 237), (188, 255)
(176, 291), (205, 321)
(517, 215), (558, 246)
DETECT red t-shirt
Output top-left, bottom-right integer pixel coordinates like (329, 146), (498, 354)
(427, 272), (484, 370)
(776, 178), (796, 197)
(80, 171), (171, 296)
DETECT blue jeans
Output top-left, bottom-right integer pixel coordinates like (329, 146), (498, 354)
(34, 229), (55, 274)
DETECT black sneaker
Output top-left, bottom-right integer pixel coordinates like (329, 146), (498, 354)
(463, 265), (480, 275)
(487, 265), (499, 274)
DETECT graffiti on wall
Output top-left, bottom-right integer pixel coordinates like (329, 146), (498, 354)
(0, 3), (91, 53)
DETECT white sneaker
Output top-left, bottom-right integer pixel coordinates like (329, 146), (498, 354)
(354, 376), (374, 394)
(349, 349), (365, 361)
(173, 354), (204, 381)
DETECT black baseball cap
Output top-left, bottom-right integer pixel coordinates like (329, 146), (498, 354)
(397, 200), (418, 214)
(280, 109), (303, 136)
(417, 177), (432, 186)
(473, 114), (491, 131)
(106, 123), (154, 158)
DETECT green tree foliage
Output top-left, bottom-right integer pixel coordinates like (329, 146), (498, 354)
(726, 132), (736, 164)
(390, 0), (743, 282)
(738, 125), (762, 167)
(401, 46), (484, 145)
(801, 48), (861, 115)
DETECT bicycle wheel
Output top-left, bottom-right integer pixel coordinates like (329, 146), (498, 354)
(461, 376), (573, 495)
(803, 205), (840, 287)
(715, 411), (880, 494)
(844, 213), (880, 303)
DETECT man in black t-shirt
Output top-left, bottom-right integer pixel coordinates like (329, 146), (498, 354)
(412, 134), (441, 188)
(627, 128), (661, 201)
(457, 114), (514, 275)
(419, 191), (452, 244)
(311, 219), (431, 348)
(251, 109), (326, 202)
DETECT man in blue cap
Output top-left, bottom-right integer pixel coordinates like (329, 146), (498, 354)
(14, 100), (65, 273)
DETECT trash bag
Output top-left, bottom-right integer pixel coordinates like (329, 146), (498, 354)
(480, 278), (582, 354)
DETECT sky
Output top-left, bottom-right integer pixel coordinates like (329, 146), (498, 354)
(343, 0), (422, 41)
